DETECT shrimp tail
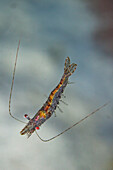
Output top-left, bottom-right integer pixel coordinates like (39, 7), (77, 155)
(64, 56), (77, 77)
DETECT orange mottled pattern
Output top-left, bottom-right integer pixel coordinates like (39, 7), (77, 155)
(43, 75), (66, 115)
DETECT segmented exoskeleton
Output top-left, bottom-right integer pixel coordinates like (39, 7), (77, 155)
(20, 55), (77, 138)
(9, 41), (108, 142)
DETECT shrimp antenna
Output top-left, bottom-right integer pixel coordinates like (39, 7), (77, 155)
(9, 40), (26, 124)
(35, 102), (109, 142)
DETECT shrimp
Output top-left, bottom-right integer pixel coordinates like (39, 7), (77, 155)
(20, 56), (77, 137)
(9, 41), (109, 142)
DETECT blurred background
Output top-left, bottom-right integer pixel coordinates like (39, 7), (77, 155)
(0, 0), (113, 169)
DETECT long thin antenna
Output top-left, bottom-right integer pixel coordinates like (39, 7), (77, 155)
(9, 40), (26, 124)
(35, 102), (109, 142)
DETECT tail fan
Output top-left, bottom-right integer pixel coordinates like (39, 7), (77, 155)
(64, 56), (77, 77)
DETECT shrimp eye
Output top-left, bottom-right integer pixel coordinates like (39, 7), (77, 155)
(24, 114), (30, 120)
(35, 126), (40, 130)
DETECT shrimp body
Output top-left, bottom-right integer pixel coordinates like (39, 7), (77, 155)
(20, 57), (77, 137)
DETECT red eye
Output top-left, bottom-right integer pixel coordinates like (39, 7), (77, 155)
(24, 114), (28, 118)
(24, 114), (30, 120)
(36, 127), (40, 130)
